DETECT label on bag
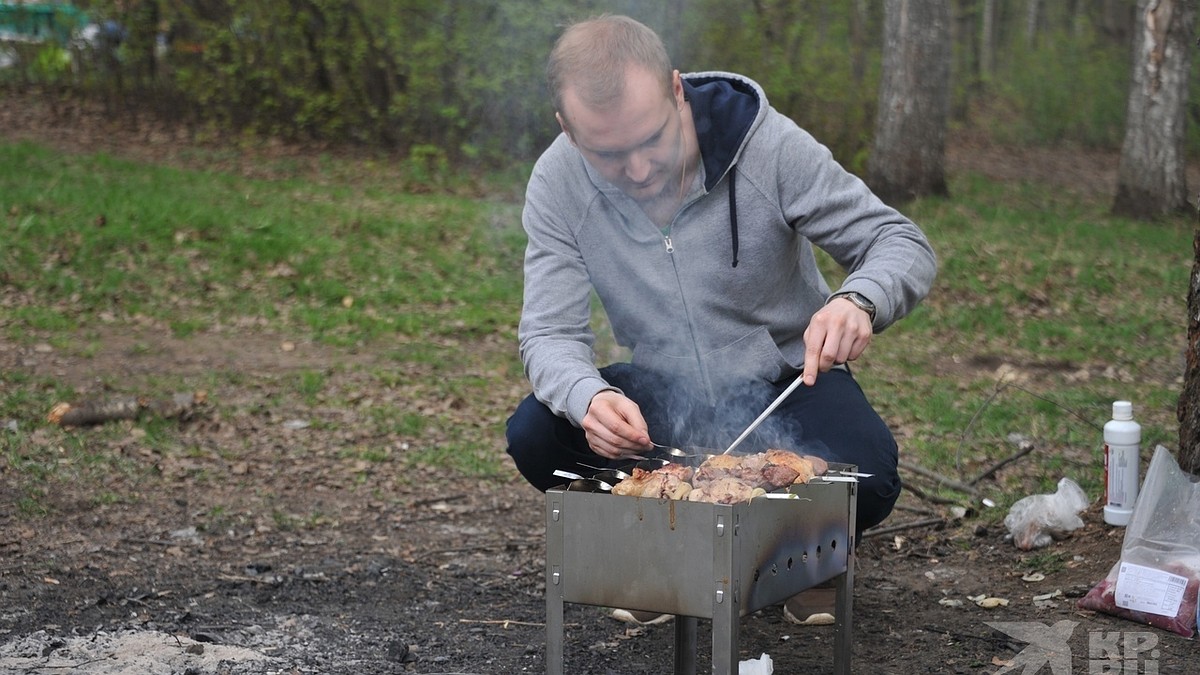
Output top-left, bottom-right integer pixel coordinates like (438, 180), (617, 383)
(1114, 562), (1188, 617)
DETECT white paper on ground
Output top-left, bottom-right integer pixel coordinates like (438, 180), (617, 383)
(1114, 562), (1189, 617)
(739, 652), (773, 675)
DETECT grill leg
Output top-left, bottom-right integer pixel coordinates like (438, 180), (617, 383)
(674, 616), (698, 675)
(712, 589), (739, 675)
(833, 484), (857, 675)
(545, 495), (565, 675)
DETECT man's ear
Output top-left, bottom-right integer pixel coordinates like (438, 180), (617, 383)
(555, 112), (576, 145)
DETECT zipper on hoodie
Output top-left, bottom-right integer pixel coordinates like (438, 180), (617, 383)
(661, 227), (674, 253)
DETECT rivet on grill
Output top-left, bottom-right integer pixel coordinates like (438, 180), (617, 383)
(552, 566), (561, 585)
(715, 588), (724, 604)
(715, 516), (725, 537)
(552, 507), (560, 522)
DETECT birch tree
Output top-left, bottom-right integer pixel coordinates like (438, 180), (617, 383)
(868, 0), (951, 205)
(1112, 0), (1194, 219)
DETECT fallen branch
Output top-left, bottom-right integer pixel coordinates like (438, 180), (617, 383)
(891, 503), (941, 517)
(411, 539), (540, 564)
(863, 517), (946, 538)
(47, 391), (207, 426)
(969, 440), (1036, 486)
(899, 460), (979, 496)
(901, 480), (966, 506)
(217, 573), (282, 584)
(409, 493), (469, 509)
(458, 618), (569, 628)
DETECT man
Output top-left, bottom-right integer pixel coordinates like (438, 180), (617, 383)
(506, 15), (936, 625)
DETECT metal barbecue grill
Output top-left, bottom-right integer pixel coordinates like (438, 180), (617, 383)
(545, 464), (858, 674)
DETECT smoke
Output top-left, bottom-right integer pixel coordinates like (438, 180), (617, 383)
(602, 362), (832, 459)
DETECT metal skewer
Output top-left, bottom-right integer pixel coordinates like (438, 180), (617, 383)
(721, 373), (806, 455)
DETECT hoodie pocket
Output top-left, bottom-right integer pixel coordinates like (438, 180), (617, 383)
(632, 326), (790, 391)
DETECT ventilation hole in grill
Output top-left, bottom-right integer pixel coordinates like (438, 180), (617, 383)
(816, 545), (822, 557)
(831, 539), (838, 550)
(753, 569), (761, 582)
(786, 557), (794, 570)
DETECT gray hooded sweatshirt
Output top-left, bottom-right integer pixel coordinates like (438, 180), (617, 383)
(519, 71), (937, 426)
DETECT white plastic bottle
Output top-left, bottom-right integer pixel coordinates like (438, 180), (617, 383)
(1103, 400), (1141, 526)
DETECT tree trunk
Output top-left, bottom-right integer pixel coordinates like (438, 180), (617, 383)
(850, 0), (869, 85)
(980, 0), (996, 79)
(868, 0), (951, 205)
(1112, 0), (1194, 220)
(1179, 222), (1200, 473)
(1025, 0), (1042, 45)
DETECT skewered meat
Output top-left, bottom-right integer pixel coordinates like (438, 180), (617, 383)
(610, 448), (828, 504)
(764, 449), (817, 483)
(687, 477), (766, 504)
(611, 466), (693, 499)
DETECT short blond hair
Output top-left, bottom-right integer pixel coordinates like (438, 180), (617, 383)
(547, 15), (673, 118)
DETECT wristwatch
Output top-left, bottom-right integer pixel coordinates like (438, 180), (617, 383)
(828, 291), (876, 322)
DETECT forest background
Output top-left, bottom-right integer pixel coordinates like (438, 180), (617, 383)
(1, 0), (1177, 179)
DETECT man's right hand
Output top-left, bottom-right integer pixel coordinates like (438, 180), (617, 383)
(582, 390), (651, 459)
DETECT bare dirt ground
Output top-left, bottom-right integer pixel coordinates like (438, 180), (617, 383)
(2, 97), (1197, 674)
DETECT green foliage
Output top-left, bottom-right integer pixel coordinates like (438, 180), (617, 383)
(16, 1), (1200, 164)
(983, 26), (1128, 148)
(684, 1), (882, 169)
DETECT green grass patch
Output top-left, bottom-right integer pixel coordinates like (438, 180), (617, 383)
(0, 141), (525, 344)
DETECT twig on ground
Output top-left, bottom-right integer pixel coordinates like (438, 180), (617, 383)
(863, 517), (945, 538)
(410, 494), (469, 508)
(900, 460), (979, 496)
(891, 503), (941, 516)
(413, 544), (495, 561)
(47, 391), (207, 426)
(458, 618), (575, 628)
(122, 538), (176, 547)
(969, 439), (1036, 486)
(900, 481), (964, 506)
(412, 539), (540, 563)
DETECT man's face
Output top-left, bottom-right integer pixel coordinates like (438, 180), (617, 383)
(558, 66), (686, 205)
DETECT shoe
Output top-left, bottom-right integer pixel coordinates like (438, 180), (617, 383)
(783, 585), (837, 626)
(610, 608), (673, 626)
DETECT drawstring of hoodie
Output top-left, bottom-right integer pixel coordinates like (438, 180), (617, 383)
(728, 171), (739, 268)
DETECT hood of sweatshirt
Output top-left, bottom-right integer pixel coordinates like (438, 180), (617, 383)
(682, 72), (763, 267)
(682, 73), (761, 192)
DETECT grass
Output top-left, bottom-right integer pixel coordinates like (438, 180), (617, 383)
(0, 138), (1193, 522)
(0, 141), (525, 345)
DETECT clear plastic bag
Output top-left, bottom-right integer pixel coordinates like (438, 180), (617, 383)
(1077, 445), (1200, 637)
(1003, 477), (1089, 550)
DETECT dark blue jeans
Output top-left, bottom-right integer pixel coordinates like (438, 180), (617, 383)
(505, 363), (901, 534)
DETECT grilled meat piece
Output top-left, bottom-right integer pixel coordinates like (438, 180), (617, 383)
(610, 448), (828, 504)
(610, 466), (690, 499)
